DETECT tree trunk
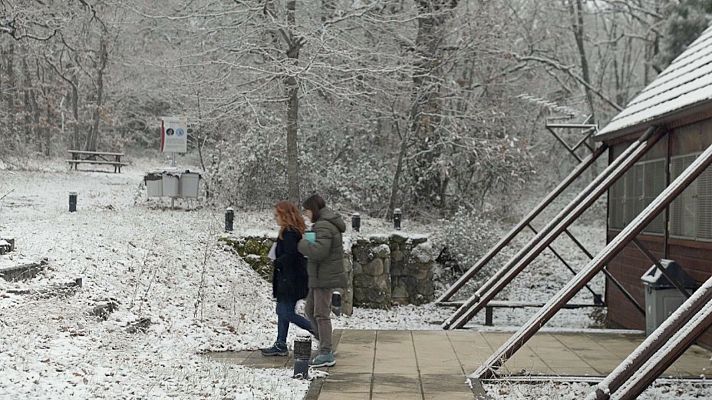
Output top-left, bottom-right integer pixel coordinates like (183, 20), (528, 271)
(71, 78), (80, 150)
(568, 0), (595, 122)
(22, 57), (41, 154)
(285, 0), (301, 204)
(408, 1), (457, 208)
(87, 36), (108, 152)
(387, 117), (408, 219)
(5, 43), (20, 149)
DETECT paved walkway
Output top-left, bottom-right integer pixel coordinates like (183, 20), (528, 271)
(206, 329), (712, 399)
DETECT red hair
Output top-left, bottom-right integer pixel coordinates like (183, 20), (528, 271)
(275, 201), (306, 238)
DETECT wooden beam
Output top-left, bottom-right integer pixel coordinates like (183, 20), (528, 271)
(468, 139), (712, 381)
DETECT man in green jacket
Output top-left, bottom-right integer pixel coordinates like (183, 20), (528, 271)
(298, 194), (347, 368)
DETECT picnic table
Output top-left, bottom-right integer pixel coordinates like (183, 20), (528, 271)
(67, 150), (127, 173)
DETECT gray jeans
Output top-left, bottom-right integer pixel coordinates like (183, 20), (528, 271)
(305, 288), (333, 354)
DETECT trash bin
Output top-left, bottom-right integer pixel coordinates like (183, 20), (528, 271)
(144, 172), (163, 197)
(179, 171), (201, 198)
(641, 259), (699, 336)
(162, 172), (180, 198)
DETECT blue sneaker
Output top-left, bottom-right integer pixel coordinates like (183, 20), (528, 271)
(310, 351), (335, 367)
(260, 342), (288, 357)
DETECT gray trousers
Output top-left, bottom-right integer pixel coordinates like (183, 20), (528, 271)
(305, 288), (332, 354)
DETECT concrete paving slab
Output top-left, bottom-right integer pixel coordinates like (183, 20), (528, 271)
(370, 392), (424, 400)
(371, 373), (421, 394)
(206, 329), (712, 399)
(420, 373), (472, 393)
(318, 392), (371, 400)
(424, 392), (475, 400)
(319, 373), (372, 393)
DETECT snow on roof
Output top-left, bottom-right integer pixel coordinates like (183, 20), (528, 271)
(597, 24), (712, 137)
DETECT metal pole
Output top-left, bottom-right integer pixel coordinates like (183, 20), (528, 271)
(444, 128), (661, 329)
(437, 145), (607, 303)
(546, 126), (582, 162)
(468, 138), (712, 381)
(571, 128), (596, 152)
(614, 302), (712, 400)
(526, 223), (602, 301)
(588, 276), (712, 400)
(171, 152), (176, 168)
(562, 228), (641, 310)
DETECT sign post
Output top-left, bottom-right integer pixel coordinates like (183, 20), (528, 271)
(160, 116), (188, 167)
(160, 117), (188, 208)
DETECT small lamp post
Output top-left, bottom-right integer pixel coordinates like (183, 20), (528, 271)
(331, 291), (342, 316)
(293, 336), (312, 379)
(68, 192), (78, 213)
(393, 208), (402, 230)
(225, 207), (234, 232)
(351, 213), (361, 232)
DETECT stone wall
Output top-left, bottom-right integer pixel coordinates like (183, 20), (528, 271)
(219, 234), (275, 282)
(389, 234), (434, 306)
(352, 237), (392, 308)
(221, 231), (434, 312)
(220, 233), (354, 316)
(351, 233), (434, 308)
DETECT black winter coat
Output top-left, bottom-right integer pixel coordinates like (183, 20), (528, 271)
(271, 229), (309, 302)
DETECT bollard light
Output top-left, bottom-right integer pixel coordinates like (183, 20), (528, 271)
(351, 213), (361, 232)
(69, 192), (78, 213)
(393, 208), (402, 230)
(331, 291), (342, 317)
(225, 207), (234, 232)
(293, 335), (312, 379)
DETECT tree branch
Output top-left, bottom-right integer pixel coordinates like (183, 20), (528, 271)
(512, 53), (624, 112)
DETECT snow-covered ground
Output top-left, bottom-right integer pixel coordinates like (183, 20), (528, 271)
(0, 158), (709, 399)
(0, 161), (311, 399)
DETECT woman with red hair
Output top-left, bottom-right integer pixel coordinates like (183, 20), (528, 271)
(261, 201), (313, 356)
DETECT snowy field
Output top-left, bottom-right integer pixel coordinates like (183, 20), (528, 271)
(0, 159), (710, 399)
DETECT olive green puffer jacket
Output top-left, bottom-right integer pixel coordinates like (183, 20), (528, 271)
(297, 207), (347, 288)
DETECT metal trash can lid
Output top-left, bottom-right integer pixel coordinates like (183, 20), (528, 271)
(144, 172), (162, 181)
(641, 259), (698, 289)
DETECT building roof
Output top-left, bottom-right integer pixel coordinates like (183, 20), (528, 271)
(596, 24), (712, 140)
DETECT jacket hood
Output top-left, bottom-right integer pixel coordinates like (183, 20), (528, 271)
(319, 207), (346, 233)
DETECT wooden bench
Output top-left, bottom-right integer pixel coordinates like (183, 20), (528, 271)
(437, 300), (605, 326)
(67, 150), (127, 173)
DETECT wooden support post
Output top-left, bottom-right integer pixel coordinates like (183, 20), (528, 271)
(588, 276), (712, 400)
(614, 303), (712, 400)
(468, 139), (712, 381)
(444, 128), (662, 330)
(436, 145), (607, 303)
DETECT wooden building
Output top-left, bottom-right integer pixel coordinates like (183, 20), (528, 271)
(595, 25), (712, 347)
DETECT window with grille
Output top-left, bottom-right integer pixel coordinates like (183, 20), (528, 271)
(669, 153), (712, 241)
(608, 158), (666, 234)
(642, 160), (666, 234)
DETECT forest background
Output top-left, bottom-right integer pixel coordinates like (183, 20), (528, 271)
(1, 0), (710, 227)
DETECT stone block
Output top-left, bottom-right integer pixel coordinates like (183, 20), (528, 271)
(363, 258), (384, 276)
(352, 244), (374, 264)
(390, 233), (408, 244)
(414, 264), (430, 280)
(373, 244), (391, 258)
(353, 286), (389, 309)
(391, 249), (405, 263)
(353, 274), (373, 288)
(375, 274), (391, 291)
(391, 284), (409, 305)
(366, 235), (389, 245)
(342, 254), (353, 273)
(352, 262), (363, 275)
